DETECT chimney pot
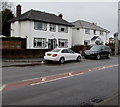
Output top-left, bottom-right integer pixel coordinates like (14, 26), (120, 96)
(58, 14), (63, 19)
(16, 4), (21, 17)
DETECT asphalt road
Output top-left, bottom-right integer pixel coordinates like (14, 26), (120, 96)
(2, 56), (119, 106)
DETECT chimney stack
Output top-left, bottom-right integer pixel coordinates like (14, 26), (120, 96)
(58, 13), (63, 19)
(16, 4), (21, 17)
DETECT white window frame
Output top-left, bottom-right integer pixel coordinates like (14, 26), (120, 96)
(58, 39), (68, 48)
(100, 31), (103, 35)
(93, 30), (96, 35)
(34, 21), (47, 31)
(85, 28), (90, 34)
(49, 24), (56, 32)
(58, 25), (68, 33)
(34, 38), (46, 48)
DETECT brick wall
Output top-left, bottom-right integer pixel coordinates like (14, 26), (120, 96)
(0, 41), (22, 49)
(2, 49), (50, 59)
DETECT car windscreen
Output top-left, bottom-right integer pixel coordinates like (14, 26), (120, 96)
(51, 49), (61, 52)
(90, 45), (102, 51)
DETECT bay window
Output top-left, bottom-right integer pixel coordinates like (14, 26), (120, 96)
(34, 38), (46, 47)
(59, 39), (68, 48)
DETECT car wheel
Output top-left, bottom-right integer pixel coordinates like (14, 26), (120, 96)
(96, 54), (101, 60)
(107, 54), (111, 59)
(59, 57), (65, 64)
(84, 56), (88, 59)
(77, 56), (81, 62)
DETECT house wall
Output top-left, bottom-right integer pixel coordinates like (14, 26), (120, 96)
(72, 28), (84, 46)
(11, 20), (72, 49)
(11, 21), (28, 38)
(72, 28), (107, 46)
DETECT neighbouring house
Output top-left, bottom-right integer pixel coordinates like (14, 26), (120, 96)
(71, 20), (110, 46)
(10, 5), (73, 49)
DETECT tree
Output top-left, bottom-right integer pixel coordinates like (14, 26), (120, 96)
(1, 1), (14, 36)
(2, 2), (14, 11)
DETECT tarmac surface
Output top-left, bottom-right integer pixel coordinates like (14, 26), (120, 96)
(1, 57), (119, 106)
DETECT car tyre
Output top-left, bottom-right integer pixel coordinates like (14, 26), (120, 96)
(107, 53), (111, 59)
(59, 57), (65, 64)
(96, 54), (101, 60)
(77, 56), (81, 62)
(84, 56), (88, 59)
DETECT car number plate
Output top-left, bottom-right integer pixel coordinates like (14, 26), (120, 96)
(87, 53), (90, 55)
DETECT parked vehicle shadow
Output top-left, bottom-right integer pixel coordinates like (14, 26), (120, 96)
(44, 60), (81, 66)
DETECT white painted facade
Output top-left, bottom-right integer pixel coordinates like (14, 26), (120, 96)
(72, 28), (108, 46)
(11, 20), (72, 49)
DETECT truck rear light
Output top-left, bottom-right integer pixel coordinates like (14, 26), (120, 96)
(52, 54), (58, 57)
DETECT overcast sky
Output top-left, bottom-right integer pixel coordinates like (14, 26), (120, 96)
(11, 1), (118, 38)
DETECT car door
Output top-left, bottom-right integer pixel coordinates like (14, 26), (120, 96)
(105, 46), (111, 56)
(61, 49), (70, 61)
(67, 49), (77, 60)
(100, 46), (106, 57)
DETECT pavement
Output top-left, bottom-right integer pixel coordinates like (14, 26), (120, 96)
(1, 58), (44, 67)
(2, 58), (44, 62)
(1, 57), (119, 106)
(94, 93), (119, 106)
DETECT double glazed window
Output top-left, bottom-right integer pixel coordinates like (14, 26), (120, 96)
(34, 38), (46, 47)
(59, 39), (68, 48)
(34, 22), (47, 31)
(34, 21), (69, 33)
(58, 25), (68, 33)
(50, 24), (56, 32)
(85, 28), (90, 34)
(100, 31), (103, 35)
(93, 30), (96, 35)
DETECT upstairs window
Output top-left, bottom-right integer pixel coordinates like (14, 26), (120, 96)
(50, 24), (56, 32)
(34, 22), (47, 31)
(85, 28), (90, 34)
(93, 30), (96, 35)
(100, 31), (103, 35)
(58, 25), (68, 33)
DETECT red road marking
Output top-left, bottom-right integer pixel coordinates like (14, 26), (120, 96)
(45, 73), (69, 81)
(3, 64), (119, 92)
(4, 78), (42, 91)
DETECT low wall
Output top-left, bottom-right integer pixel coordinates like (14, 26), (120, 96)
(2, 49), (50, 59)
(0, 41), (22, 49)
(0, 38), (26, 49)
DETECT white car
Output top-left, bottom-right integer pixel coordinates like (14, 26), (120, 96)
(44, 48), (82, 64)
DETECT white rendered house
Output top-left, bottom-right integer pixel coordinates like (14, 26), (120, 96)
(72, 20), (110, 46)
(10, 5), (73, 49)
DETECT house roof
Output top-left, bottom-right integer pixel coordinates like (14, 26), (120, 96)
(71, 20), (110, 33)
(10, 9), (73, 27)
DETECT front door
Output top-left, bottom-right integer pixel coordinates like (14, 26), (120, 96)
(48, 39), (57, 49)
